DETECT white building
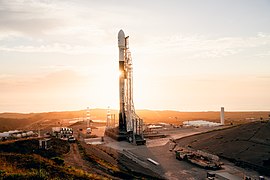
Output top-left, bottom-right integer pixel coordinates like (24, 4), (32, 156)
(183, 120), (221, 127)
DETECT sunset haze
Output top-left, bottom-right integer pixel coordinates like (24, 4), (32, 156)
(0, 0), (270, 112)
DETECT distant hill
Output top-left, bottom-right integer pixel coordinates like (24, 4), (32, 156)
(0, 118), (35, 131)
(0, 111), (86, 131)
(0, 109), (269, 131)
(175, 120), (270, 175)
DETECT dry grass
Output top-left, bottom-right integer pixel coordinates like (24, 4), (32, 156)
(0, 138), (105, 180)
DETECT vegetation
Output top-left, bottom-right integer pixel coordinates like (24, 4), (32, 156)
(0, 153), (103, 179)
(77, 141), (122, 174)
(76, 141), (163, 179)
(0, 138), (105, 179)
(0, 138), (70, 159)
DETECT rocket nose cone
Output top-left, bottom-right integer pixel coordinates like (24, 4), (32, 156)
(118, 29), (125, 47)
(118, 29), (125, 39)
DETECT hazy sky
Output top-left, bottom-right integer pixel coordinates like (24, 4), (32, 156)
(0, 0), (270, 112)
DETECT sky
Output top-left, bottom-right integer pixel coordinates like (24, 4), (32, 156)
(0, 0), (270, 113)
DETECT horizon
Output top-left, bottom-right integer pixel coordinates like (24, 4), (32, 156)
(1, 0), (270, 112)
(1, 108), (269, 114)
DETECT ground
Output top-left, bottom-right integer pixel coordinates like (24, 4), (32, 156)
(1, 115), (270, 179)
(102, 126), (220, 179)
(64, 143), (89, 172)
(175, 121), (270, 178)
(81, 122), (269, 179)
(67, 121), (163, 179)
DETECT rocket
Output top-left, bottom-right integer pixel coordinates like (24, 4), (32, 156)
(118, 29), (127, 132)
(116, 30), (145, 144)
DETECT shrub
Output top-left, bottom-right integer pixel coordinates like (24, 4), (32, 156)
(51, 157), (64, 166)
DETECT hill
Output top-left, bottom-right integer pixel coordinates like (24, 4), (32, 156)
(175, 120), (270, 175)
(0, 109), (269, 131)
(0, 138), (104, 179)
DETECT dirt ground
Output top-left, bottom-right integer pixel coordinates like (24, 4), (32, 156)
(63, 143), (90, 172)
(63, 142), (122, 179)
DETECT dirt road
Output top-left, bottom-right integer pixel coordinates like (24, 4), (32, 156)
(63, 143), (93, 172)
(63, 142), (124, 179)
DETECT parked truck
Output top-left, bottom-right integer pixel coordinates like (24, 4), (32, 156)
(175, 147), (222, 170)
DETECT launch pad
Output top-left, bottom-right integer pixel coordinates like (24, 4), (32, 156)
(105, 127), (145, 145)
(105, 30), (146, 145)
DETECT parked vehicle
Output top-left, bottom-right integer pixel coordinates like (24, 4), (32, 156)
(68, 136), (76, 143)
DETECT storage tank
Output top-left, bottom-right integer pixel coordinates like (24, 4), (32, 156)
(26, 131), (34, 136)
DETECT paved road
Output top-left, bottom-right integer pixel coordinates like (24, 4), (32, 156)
(104, 127), (218, 179)
(104, 126), (266, 180)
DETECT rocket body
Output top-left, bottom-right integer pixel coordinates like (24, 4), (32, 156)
(115, 30), (145, 144)
(118, 30), (126, 132)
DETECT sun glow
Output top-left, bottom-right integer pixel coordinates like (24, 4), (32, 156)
(1, 1), (270, 112)
(119, 70), (123, 77)
(84, 66), (119, 109)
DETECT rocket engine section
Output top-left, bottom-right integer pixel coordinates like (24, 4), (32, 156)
(117, 30), (145, 145)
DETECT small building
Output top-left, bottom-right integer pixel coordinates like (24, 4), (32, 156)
(158, 122), (171, 128)
(147, 124), (163, 130)
(39, 138), (51, 149)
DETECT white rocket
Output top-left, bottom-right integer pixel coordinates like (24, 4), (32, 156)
(118, 29), (127, 132)
(117, 30), (145, 144)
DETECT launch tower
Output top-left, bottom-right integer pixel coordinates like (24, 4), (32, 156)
(105, 30), (145, 145)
